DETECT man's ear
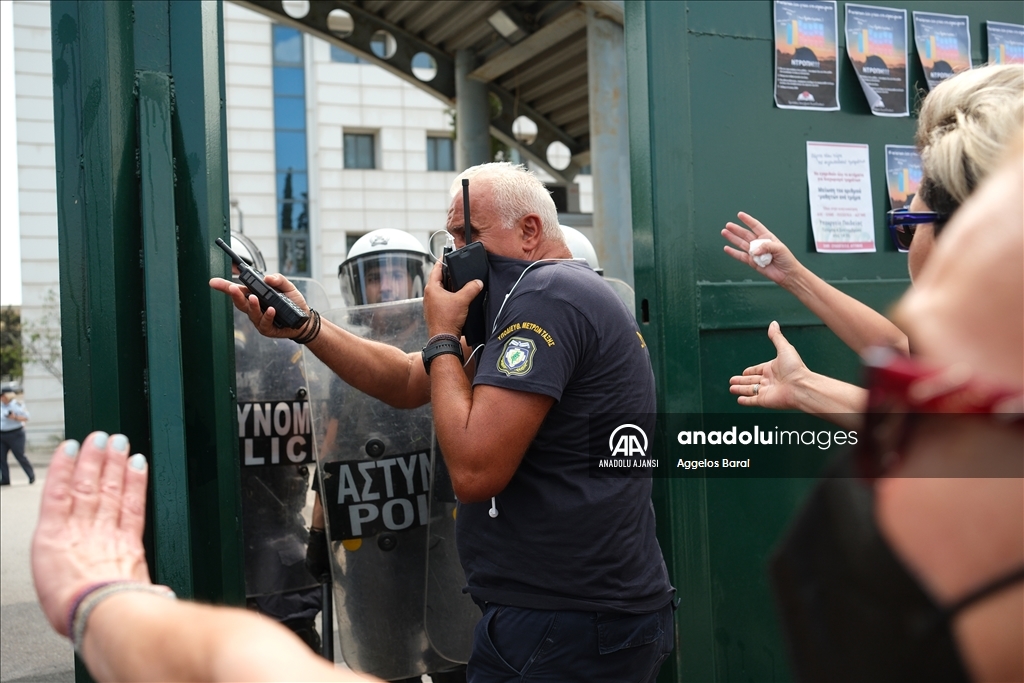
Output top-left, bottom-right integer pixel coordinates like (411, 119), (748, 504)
(520, 213), (544, 249)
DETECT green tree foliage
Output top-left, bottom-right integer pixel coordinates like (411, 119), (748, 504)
(0, 306), (23, 381)
(22, 290), (63, 384)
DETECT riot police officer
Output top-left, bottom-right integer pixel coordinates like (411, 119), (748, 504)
(231, 232), (324, 652)
(306, 229), (468, 683)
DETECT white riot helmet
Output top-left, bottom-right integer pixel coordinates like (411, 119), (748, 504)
(230, 231), (267, 273)
(338, 229), (433, 306)
(560, 225), (603, 275)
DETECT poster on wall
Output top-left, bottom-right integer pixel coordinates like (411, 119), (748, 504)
(773, 0), (840, 111)
(913, 12), (973, 90)
(986, 21), (1024, 65)
(806, 141), (876, 253)
(884, 145), (922, 210)
(845, 4), (909, 116)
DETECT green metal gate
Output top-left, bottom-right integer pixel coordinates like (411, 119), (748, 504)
(626, 2), (1022, 681)
(51, 0), (243, 610)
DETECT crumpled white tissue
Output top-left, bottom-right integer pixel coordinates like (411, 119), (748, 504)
(749, 239), (773, 268)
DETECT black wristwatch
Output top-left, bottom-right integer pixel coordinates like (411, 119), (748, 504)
(422, 334), (464, 374)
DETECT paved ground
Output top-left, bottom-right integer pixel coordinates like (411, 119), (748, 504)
(1, 447), (75, 683)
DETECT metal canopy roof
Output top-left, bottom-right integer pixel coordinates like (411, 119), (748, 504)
(233, 0), (624, 183)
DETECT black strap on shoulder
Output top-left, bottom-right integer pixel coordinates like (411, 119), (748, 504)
(943, 565), (1024, 618)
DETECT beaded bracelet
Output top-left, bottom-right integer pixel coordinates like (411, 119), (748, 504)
(293, 308), (322, 345)
(68, 581), (176, 652)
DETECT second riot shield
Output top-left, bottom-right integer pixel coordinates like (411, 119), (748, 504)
(423, 446), (480, 662)
(304, 299), (471, 680)
(604, 277), (637, 319)
(235, 278), (331, 622)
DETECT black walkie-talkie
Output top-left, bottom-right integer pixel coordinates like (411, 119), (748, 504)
(216, 238), (309, 330)
(443, 179), (489, 347)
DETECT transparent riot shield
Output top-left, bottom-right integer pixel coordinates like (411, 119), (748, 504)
(423, 445), (480, 662)
(604, 277), (637, 318)
(236, 278), (331, 615)
(304, 299), (471, 680)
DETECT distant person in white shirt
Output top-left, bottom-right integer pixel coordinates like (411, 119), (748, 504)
(1, 386), (33, 485)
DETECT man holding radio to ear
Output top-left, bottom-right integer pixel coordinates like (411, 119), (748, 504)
(212, 162), (674, 682)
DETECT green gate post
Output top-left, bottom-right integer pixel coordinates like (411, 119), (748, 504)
(626, 2), (1022, 681)
(51, 6), (243, 679)
(166, 0), (246, 606)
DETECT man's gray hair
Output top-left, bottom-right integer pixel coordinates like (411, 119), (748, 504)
(451, 162), (563, 240)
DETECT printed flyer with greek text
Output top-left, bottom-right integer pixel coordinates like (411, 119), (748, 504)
(806, 142), (876, 253)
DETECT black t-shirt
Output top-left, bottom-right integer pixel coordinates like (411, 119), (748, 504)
(457, 255), (674, 613)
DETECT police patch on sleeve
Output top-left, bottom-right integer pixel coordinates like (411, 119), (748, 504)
(497, 337), (536, 377)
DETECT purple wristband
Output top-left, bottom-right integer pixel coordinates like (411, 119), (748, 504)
(65, 581), (123, 639)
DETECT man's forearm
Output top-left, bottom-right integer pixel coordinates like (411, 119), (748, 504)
(427, 354), (481, 496)
(304, 317), (429, 409)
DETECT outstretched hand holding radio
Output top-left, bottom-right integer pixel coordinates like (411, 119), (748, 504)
(210, 271), (314, 340)
(210, 237), (312, 339)
(210, 239), (433, 408)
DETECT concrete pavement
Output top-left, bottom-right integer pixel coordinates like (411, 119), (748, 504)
(1, 449), (75, 683)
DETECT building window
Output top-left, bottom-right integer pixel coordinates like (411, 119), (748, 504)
(346, 233), (365, 254)
(273, 25), (310, 277)
(330, 45), (366, 64)
(427, 136), (454, 172)
(344, 133), (376, 170)
(578, 164), (592, 175)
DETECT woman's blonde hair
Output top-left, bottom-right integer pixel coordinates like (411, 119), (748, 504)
(916, 64), (1023, 225)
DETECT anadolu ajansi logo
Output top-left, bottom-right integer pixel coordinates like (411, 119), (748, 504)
(609, 424), (648, 458)
(599, 424), (657, 469)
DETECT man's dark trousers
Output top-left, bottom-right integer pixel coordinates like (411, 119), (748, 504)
(0, 428), (34, 484)
(468, 601), (674, 683)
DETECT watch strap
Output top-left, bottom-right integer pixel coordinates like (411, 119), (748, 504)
(422, 338), (464, 374)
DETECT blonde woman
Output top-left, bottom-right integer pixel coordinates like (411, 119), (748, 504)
(721, 64), (1024, 425)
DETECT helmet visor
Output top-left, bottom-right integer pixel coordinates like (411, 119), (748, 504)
(338, 252), (433, 307)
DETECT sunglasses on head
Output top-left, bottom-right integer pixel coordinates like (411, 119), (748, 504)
(855, 346), (1024, 482)
(886, 208), (948, 252)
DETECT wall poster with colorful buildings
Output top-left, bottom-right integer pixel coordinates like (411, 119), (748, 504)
(774, 0), (840, 110)
(884, 144), (922, 212)
(986, 21), (1024, 65)
(913, 11), (973, 90)
(845, 4), (908, 116)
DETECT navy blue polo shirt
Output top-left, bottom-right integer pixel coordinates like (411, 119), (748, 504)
(456, 255), (673, 614)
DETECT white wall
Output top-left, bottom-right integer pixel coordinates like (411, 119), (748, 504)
(224, 2), (279, 271)
(13, 0), (62, 447)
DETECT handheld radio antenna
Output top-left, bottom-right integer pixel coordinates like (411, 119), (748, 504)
(215, 238), (246, 268)
(462, 178), (471, 244)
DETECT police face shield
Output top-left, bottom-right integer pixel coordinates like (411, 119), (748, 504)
(229, 232), (267, 278)
(338, 252), (432, 307)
